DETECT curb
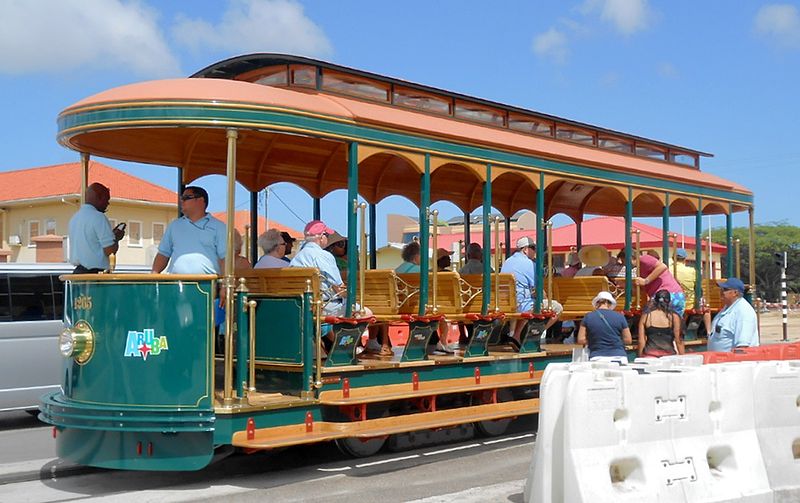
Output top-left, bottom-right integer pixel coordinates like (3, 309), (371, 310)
(0, 458), (99, 485)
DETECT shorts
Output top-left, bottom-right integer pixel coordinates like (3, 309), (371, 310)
(518, 298), (563, 315)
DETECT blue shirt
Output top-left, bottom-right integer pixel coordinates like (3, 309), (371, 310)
(68, 204), (116, 270)
(289, 241), (343, 299)
(395, 261), (421, 273)
(158, 214), (226, 274)
(708, 297), (759, 351)
(501, 251), (537, 312)
(582, 309), (629, 358)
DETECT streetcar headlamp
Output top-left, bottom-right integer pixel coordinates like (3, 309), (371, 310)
(59, 321), (94, 364)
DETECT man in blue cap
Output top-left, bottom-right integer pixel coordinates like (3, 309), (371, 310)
(707, 278), (759, 352)
(673, 248), (697, 309)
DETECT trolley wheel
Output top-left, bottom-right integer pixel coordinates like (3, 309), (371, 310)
(475, 389), (514, 437)
(335, 435), (387, 458)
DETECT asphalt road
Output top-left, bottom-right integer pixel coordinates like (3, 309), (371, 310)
(0, 414), (537, 502)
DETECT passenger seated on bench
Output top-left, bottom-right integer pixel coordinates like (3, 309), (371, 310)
(501, 236), (563, 343)
(459, 242), (492, 275)
(396, 241), (421, 273)
(290, 220), (372, 350)
(577, 291), (631, 361)
(254, 228), (288, 269)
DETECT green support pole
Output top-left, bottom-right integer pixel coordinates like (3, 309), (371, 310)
(726, 205), (734, 278)
(505, 216), (512, 259)
(464, 211), (471, 248)
(346, 142), (358, 317)
(313, 197), (321, 221)
(662, 194), (670, 268)
(624, 190), (633, 311)
(419, 154), (431, 315)
(695, 200), (703, 306)
(482, 165), (492, 315)
(535, 174), (545, 313)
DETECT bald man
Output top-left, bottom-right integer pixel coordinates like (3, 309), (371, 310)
(68, 183), (125, 273)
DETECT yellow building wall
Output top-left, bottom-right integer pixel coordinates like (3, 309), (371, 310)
(3, 199), (176, 265)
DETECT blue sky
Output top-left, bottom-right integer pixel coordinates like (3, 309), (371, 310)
(1, 0), (798, 245)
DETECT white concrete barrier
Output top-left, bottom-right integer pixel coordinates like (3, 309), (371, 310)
(526, 361), (774, 502)
(752, 360), (800, 502)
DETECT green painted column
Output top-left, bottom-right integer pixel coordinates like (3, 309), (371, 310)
(695, 199), (703, 307)
(505, 216), (512, 259)
(662, 194), (670, 268)
(345, 142), (358, 317)
(726, 205), (734, 278)
(624, 189), (633, 311)
(419, 154), (431, 315)
(313, 197), (321, 221)
(482, 164), (492, 315)
(535, 174), (544, 313)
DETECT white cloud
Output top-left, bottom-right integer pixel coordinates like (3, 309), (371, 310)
(581, 0), (651, 35)
(532, 28), (569, 64)
(755, 4), (800, 48)
(173, 0), (332, 58)
(658, 62), (679, 79)
(0, 0), (180, 77)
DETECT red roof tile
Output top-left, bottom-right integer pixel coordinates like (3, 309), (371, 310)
(0, 161), (176, 204)
(212, 210), (302, 239)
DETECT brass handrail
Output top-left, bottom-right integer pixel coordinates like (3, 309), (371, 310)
(494, 216), (501, 312)
(430, 209), (439, 314)
(247, 299), (257, 393)
(358, 202), (367, 316)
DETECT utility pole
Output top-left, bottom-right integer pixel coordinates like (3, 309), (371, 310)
(775, 251), (788, 341)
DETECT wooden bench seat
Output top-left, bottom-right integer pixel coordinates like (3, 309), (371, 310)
(237, 267), (322, 300)
(460, 273), (517, 314)
(552, 276), (613, 320)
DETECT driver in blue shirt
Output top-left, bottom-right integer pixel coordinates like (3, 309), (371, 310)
(707, 278), (759, 352)
(152, 186), (226, 274)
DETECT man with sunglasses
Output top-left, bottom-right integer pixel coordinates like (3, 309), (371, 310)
(152, 186), (226, 274)
(707, 277), (759, 352)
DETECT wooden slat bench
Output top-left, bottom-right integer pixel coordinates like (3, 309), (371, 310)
(552, 276), (613, 320)
(237, 267), (322, 301)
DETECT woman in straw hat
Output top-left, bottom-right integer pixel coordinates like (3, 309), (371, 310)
(577, 291), (632, 360)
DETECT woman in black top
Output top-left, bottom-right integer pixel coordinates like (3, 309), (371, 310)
(637, 289), (684, 357)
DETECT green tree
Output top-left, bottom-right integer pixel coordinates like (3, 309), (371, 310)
(710, 222), (800, 302)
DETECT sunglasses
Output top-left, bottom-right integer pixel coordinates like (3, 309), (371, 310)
(181, 194), (200, 201)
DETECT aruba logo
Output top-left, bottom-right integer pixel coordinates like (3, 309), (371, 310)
(124, 329), (169, 361)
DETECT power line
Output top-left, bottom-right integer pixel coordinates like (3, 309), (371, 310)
(269, 188), (307, 226)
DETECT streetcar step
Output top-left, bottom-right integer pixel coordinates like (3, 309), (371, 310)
(231, 398), (539, 450)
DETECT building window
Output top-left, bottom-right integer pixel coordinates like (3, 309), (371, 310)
(152, 222), (165, 244)
(28, 221), (40, 247)
(128, 221), (142, 247)
(45, 219), (57, 235)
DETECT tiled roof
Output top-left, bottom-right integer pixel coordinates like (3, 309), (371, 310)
(212, 210), (302, 239)
(434, 216), (727, 253)
(0, 161), (176, 204)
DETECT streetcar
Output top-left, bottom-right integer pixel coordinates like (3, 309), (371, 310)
(40, 54), (754, 470)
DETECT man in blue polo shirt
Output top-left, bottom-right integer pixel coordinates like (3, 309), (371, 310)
(152, 186), (226, 274)
(708, 277), (759, 352)
(501, 236), (562, 342)
(68, 183), (125, 273)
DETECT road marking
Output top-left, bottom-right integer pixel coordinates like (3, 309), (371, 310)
(317, 466), (352, 472)
(422, 443), (481, 456)
(482, 433), (534, 445)
(406, 479), (526, 502)
(355, 454), (420, 468)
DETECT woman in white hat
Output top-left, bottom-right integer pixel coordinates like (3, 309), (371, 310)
(576, 291), (632, 360)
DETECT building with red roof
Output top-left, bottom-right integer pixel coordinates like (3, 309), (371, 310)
(0, 161), (177, 264)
